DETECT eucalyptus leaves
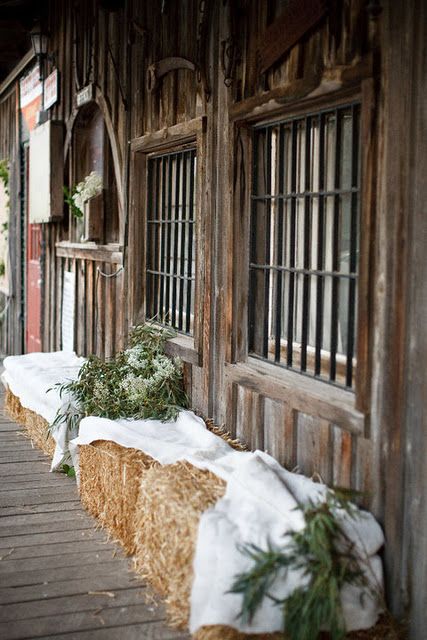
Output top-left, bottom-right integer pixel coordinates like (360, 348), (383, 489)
(63, 171), (103, 219)
(51, 324), (188, 434)
(0, 159), (9, 193)
(230, 490), (380, 640)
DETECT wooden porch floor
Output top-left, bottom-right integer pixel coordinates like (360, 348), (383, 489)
(0, 389), (190, 640)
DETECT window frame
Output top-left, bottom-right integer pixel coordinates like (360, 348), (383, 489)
(248, 102), (361, 390)
(128, 117), (206, 367)
(227, 82), (375, 432)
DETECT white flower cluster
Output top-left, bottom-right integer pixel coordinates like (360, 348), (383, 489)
(72, 171), (103, 212)
(119, 351), (182, 405)
(151, 354), (179, 381)
(125, 344), (149, 371)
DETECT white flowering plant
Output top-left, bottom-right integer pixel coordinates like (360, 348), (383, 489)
(50, 324), (189, 435)
(63, 171), (103, 219)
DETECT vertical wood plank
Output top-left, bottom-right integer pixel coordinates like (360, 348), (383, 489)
(331, 425), (352, 488)
(76, 259), (86, 356)
(95, 261), (105, 359)
(351, 434), (373, 508)
(296, 412), (332, 484)
(114, 265), (125, 353)
(235, 385), (264, 450)
(56, 256), (64, 350)
(85, 260), (95, 355)
(264, 398), (295, 469)
(104, 263), (115, 359)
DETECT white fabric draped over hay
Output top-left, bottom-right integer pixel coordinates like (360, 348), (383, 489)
(73, 413), (384, 635)
(0, 351), (385, 634)
(1, 351), (85, 470)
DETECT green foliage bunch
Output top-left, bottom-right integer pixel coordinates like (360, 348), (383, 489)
(63, 185), (83, 219)
(229, 490), (372, 640)
(0, 159), (9, 193)
(51, 324), (189, 434)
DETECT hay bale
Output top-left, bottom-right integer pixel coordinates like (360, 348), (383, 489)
(193, 619), (402, 640)
(78, 440), (158, 554)
(133, 461), (226, 629)
(5, 386), (27, 423)
(193, 615), (403, 639)
(205, 420), (247, 451)
(193, 627), (281, 640)
(5, 387), (56, 458)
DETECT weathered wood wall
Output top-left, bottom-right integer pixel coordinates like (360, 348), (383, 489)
(2, 1), (421, 633)
(375, 0), (427, 634)
(38, 0), (382, 504)
(0, 86), (23, 356)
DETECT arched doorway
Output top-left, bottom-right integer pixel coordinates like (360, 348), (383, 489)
(64, 102), (120, 245)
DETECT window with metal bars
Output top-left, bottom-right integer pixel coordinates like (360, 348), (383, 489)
(249, 103), (360, 389)
(145, 147), (197, 335)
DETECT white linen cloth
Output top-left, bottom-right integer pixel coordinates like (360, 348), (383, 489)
(1, 351), (85, 470)
(72, 413), (384, 634)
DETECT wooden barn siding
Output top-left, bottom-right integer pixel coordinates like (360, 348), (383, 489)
(0, 87), (23, 356)
(373, 0), (427, 630)
(42, 0), (129, 356)
(15, 0), (426, 629)
(38, 0), (377, 498)
(212, 0), (374, 505)
(401, 0), (427, 632)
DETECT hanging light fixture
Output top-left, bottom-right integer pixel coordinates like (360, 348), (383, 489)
(30, 24), (49, 58)
(30, 23), (49, 82)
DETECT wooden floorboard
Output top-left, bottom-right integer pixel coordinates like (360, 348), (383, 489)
(0, 501), (83, 517)
(0, 391), (190, 640)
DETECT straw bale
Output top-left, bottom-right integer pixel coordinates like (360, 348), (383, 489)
(193, 619), (403, 640)
(5, 388), (56, 458)
(133, 461), (226, 629)
(193, 628), (281, 640)
(79, 440), (158, 554)
(205, 420), (247, 451)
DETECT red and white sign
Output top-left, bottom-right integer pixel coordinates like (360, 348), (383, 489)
(43, 68), (59, 110)
(19, 65), (42, 132)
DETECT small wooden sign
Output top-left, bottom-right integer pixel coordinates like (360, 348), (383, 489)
(259, 0), (329, 74)
(19, 65), (43, 132)
(76, 83), (94, 107)
(29, 120), (64, 223)
(43, 68), (59, 110)
(84, 192), (104, 243)
(62, 271), (75, 352)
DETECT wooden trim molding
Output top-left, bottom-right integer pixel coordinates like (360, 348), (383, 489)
(130, 117), (205, 153)
(164, 334), (202, 367)
(225, 359), (365, 435)
(56, 241), (123, 264)
(228, 84), (374, 430)
(63, 88), (124, 229)
(128, 117), (207, 363)
(0, 50), (35, 99)
(229, 60), (371, 124)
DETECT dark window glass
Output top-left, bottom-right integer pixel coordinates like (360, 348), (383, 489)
(249, 103), (360, 388)
(146, 148), (197, 335)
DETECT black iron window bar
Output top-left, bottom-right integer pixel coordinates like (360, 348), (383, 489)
(146, 148), (197, 335)
(249, 103), (361, 389)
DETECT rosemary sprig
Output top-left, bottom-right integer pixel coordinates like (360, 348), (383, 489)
(49, 323), (189, 436)
(229, 491), (373, 640)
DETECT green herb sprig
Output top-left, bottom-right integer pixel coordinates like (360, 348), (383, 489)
(229, 491), (375, 640)
(63, 185), (83, 218)
(0, 159), (9, 193)
(50, 323), (188, 435)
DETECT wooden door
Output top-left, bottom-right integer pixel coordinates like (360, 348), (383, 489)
(25, 141), (42, 352)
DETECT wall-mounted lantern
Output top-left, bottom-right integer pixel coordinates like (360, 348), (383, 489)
(30, 24), (49, 81)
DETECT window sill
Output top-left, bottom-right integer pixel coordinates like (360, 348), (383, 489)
(164, 334), (201, 367)
(224, 357), (366, 436)
(55, 241), (123, 264)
